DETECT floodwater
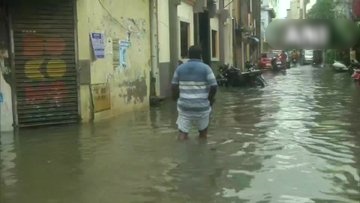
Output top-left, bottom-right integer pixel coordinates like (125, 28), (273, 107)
(1, 66), (360, 203)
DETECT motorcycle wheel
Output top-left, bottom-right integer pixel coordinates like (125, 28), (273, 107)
(255, 76), (266, 88)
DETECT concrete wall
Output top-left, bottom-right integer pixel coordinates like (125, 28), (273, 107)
(289, 0), (301, 19)
(261, 9), (272, 52)
(261, 10), (269, 40)
(223, 10), (234, 65)
(77, 0), (151, 122)
(157, 0), (171, 98)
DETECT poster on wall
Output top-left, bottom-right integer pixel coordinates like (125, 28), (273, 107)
(90, 32), (105, 59)
(91, 83), (111, 113)
(119, 40), (131, 68)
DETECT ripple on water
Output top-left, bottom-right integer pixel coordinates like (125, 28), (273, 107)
(2, 67), (360, 203)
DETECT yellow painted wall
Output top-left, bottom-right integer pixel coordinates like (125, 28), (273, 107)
(77, 0), (151, 122)
(158, 0), (170, 63)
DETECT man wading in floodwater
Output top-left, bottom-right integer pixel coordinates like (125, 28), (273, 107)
(171, 46), (218, 140)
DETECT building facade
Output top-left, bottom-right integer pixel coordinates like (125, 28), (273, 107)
(156, 0), (237, 97)
(0, 0), (261, 131)
(261, 0), (276, 52)
(287, 0), (310, 19)
(231, 0), (261, 70)
(0, 0), (152, 130)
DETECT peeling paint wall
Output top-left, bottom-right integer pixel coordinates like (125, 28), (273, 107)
(77, 0), (151, 122)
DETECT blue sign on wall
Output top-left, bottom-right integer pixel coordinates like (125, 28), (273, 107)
(0, 92), (3, 104)
(119, 40), (131, 68)
(90, 32), (105, 59)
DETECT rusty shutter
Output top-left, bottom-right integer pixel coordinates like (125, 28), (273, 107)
(11, 0), (79, 127)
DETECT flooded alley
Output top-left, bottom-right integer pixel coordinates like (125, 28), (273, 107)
(1, 66), (360, 203)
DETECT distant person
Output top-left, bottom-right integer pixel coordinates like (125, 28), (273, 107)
(171, 45), (218, 140)
(291, 50), (298, 61)
(280, 51), (287, 64)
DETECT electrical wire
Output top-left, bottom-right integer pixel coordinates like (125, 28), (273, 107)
(224, 0), (234, 9)
(97, 0), (127, 30)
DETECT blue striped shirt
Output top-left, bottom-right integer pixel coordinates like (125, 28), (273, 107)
(171, 59), (218, 112)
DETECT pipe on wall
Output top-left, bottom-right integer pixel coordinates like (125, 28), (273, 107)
(150, 0), (160, 97)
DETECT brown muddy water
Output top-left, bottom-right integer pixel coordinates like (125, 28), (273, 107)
(1, 66), (360, 203)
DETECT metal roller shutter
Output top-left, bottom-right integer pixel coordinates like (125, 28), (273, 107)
(12, 0), (79, 127)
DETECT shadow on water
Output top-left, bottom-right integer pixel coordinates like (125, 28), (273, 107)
(1, 66), (360, 203)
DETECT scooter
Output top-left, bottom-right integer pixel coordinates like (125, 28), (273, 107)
(271, 57), (286, 73)
(217, 63), (266, 88)
(351, 68), (360, 81)
(332, 60), (349, 73)
(245, 62), (267, 87)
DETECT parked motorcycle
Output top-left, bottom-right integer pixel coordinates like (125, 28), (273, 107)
(217, 64), (240, 87)
(332, 60), (349, 73)
(217, 63), (266, 88)
(347, 59), (360, 75)
(245, 62), (267, 87)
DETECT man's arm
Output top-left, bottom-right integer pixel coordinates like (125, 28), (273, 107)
(206, 67), (218, 106)
(171, 68), (180, 101)
(208, 86), (217, 106)
(172, 84), (180, 101)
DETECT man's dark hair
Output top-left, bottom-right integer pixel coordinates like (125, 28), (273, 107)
(188, 45), (202, 59)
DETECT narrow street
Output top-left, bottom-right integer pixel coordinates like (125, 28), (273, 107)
(1, 65), (360, 203)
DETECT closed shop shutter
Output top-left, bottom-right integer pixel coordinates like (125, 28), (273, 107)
(11, 0), (79, 127)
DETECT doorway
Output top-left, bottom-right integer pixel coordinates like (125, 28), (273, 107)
(198, 11), (211, 65)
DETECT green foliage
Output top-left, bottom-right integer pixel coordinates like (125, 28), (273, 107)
(325, 49), (336, 64)
(307, 0), (336, 19)
(326, 49), (350, 64)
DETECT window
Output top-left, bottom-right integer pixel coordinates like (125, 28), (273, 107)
(212, 30), (218, 58)
(180, 21), (190, 58)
